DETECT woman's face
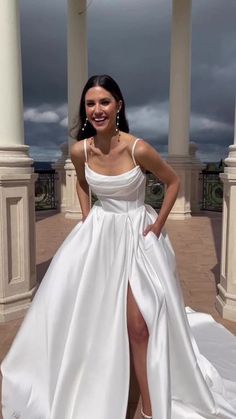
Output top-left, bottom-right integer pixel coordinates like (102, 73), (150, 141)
(85, 86), (121, 134)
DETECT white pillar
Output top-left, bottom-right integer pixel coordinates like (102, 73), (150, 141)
(65, 0), (88, 219)
(189, 142), (205, 213)
(0, 1), (37, 322)
(167, 0), (192, 219)
(0, 0), (24, 146)
(216, 99), (236, 322)
(52, 142), (68, 213)
(234, 99), (236, 145)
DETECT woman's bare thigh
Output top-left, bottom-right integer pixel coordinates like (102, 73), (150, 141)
(127, 283), (149, 340)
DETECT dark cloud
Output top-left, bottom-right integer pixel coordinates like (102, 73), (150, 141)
(19, 0), (67, 106)
(88, 0), (172, 106)
(191, 0), (236, 125)
(19, 0), (236, 162)
(25, 120), (67, 161)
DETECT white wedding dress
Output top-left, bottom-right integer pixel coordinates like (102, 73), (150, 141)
(1, 139), (236, 419)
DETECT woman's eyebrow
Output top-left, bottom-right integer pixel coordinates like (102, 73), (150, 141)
(85, 97), (111, 102)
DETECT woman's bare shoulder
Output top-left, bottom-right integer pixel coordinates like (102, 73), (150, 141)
(122, 132), (143, 150)
(135, 138), (160, 157)
(70, 140), (84, 157)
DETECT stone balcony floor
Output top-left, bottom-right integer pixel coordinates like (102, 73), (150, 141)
(1, 210), (236, 418)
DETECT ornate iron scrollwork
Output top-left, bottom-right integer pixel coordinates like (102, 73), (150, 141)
(35, 170), (57, 210)
(201, 170), (223, 211)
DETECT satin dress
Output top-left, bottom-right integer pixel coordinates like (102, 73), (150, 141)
(1, 139), (236, 419)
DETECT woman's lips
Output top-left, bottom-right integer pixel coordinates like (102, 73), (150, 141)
(92, 117), (107, 126)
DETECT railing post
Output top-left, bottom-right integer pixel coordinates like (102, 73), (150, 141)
(52, 142), (68, 213)
(189, 142), (205, 213)
(216, 98), (236, 321)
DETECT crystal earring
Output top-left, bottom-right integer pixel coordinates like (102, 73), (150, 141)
(82, 117), (88, 132)
(116, 111), (120, 132)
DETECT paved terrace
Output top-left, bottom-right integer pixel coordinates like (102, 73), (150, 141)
(1, 210), (236, 418)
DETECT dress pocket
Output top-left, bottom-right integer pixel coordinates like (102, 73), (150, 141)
(143, 231), (159, 250)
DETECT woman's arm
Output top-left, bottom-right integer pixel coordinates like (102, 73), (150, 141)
(70, 141), (91, 221)
(135, 140), (181, 237)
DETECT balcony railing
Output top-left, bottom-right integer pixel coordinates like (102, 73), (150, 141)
(35, 169), (57, 210)
(201, 170), (223, 212)
(34, 168), (223, 212)
(145, 172), (165, 209)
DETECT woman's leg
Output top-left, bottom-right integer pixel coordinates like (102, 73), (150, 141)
(127, 283), (152, 417)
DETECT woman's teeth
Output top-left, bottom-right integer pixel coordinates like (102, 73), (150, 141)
(94, 117), (106, 122)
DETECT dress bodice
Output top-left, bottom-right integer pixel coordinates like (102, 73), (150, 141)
(85, 163), (146, 213)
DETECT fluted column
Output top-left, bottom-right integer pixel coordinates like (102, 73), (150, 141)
(0, 0), (37, 322)
(167, 0), (192, 219)
(216, 99), (236, 321)
(65, 0), (88, 219)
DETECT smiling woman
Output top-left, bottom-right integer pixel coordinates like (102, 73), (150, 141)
(74, 74), (129, 139)
(1, 75), (236, 419)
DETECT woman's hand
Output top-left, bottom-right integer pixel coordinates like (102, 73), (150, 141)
(143, 223), (162, 238)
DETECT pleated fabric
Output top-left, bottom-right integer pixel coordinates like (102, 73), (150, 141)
(1, 163), (236, 419)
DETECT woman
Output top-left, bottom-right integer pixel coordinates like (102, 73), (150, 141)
(1, 75), (236, 419)
(70, 74), (180, 419)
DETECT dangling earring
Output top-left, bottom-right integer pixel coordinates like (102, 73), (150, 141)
(82, 117), (88, 132)
(116, 111), (120, 132)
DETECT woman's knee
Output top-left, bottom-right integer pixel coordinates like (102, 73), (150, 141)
(128, 316), (149, 344)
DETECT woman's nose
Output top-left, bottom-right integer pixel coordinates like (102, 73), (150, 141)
(94, 103), (102, 114)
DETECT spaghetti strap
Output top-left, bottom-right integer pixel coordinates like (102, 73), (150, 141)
(131, 138), (141, 166)
(83, 139), (88, 163)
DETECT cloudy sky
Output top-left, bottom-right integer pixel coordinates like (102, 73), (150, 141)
(19, 0), (236, 162)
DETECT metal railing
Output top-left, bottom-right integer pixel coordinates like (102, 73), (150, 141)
(145, 172), (164, 209)
(35, 169), (57, 210)
(34, 167), (223, 212)
(201, 170), (223, 212)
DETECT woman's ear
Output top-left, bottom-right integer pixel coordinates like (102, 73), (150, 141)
(118, 100), (122, 112)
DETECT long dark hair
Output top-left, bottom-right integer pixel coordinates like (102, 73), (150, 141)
(72, 75), (129, 140)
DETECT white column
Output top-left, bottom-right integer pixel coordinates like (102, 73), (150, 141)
(0, 1), (37, 322)
(65, 0), (88, 219)
(216, 98), (236, 322)
(189, 142), (205, 213)
(0, 0), (24, 146)
(52, 142), (68, 213)
(234, 99), (236, 145)
(167, 0), (192, 219)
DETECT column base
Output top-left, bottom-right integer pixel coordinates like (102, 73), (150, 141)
(167, 155), (192, 220)
(0, 145), (37, 323)
(64, 158), (82, 220)
(216, 284), (236, 322)
(0, 287), (37, 322)
(167, 211), (191, 220)
(65, 209), (83, 219)
(52, 142), (68, 213)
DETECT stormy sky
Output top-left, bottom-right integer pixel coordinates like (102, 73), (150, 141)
(19, 0), (236, 162)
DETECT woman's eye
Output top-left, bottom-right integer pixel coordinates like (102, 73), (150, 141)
(101, 100), (110, 105)
(86, 103), (94, 107)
